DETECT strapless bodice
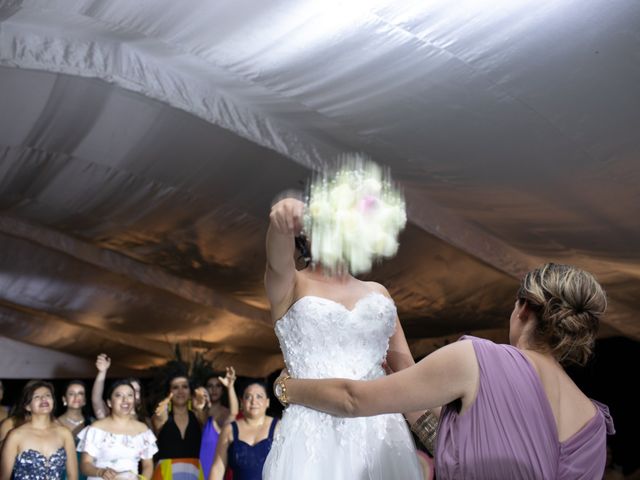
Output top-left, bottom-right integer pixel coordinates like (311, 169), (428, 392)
(275, 292), (396, 379)
(13, 448), (66, 480)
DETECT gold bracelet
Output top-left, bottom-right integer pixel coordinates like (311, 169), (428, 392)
(410, 409), (439, 454)
(273, 374), (291, 407)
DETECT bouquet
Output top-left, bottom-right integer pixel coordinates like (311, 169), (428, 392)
(304, 154), (406, 275)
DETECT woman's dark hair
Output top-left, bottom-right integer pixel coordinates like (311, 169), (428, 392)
(106, 380), (136, 403)
(205, 374), (230, 408)
(241, 381), (269, 397)
(62, 380), (93, 424)
(165, 373), (193, 395)
(17, 380), (56, 421)
(295, 235), (312, 269)
(147, 359), (192, 416)
(125, 377), (142, 387)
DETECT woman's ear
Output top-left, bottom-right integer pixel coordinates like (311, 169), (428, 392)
(517, 300), (534, 322)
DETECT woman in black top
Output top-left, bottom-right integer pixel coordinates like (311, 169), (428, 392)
(152, 374), (208, 480)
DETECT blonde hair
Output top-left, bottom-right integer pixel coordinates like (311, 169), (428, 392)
(518, 263), (606, 366)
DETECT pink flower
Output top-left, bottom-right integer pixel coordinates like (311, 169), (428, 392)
(359, 195), (379, 213)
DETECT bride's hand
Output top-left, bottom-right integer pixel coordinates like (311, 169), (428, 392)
(270, 198), (304, 235)
(382, 357), (395, 375)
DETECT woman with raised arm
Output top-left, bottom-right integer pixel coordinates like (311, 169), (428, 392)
(204, 367), (238, 429)
(91, 354), (149, 425)
(1, 381), (77, 480)
(77, 380), (157, 480)
(274, 263), (615, 480)
(199, 367), (239, 478)
(262, 196), (422, 479)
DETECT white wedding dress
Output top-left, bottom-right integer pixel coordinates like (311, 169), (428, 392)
(263, 292), (422, 480)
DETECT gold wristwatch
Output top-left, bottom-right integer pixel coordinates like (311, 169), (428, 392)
(274, 374), (291, 407)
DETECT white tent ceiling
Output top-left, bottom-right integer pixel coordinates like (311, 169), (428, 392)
(0, 0), (638, 377)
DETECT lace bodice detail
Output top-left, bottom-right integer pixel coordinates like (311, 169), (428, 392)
(13, 448), (66, 480)
(275, 292), (396, 380)
(265, 292), (423, 479)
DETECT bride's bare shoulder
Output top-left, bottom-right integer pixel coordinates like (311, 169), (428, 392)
(364, 281), (391, 297)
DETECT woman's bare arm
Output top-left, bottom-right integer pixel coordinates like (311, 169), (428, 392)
(285, 340), (478, 418)
(208, 424), (232, 480)
(0, 429), (18, 480)
(140, 458), (154, 479)
(63, 428), (78, 480)
(91, 354), (111, 419)
(220, 368), (239, 425)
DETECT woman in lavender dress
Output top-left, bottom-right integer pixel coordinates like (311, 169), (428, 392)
(275, 263), (615, 479)
(1, 381), (77, 480)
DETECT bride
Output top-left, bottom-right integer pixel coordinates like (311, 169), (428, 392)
(262, 196), (422, 479)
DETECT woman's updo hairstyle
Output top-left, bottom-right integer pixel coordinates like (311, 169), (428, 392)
(517, 263), (606, 366)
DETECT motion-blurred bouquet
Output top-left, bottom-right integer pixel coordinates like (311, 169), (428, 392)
(304, 154), (406, 275)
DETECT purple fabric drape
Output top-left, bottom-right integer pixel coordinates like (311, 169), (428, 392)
(436, 336), (615, 480)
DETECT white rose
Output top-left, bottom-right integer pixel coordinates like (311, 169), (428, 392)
(308, 200), (331, 222)
(349, 246), (373, 275)
(372, 231), (398, 257)
(314, 228), (342, 268)
(330, 183), (356, 209)
(362, 177), (382, 196)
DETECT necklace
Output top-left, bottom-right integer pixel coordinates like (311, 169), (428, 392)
(62, 416), (84, 426)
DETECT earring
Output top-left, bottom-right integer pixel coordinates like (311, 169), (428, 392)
(168, 401), (172, 413)
(187, 399), (192, 411)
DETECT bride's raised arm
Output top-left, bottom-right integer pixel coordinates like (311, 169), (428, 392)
(265, 197), (304, 321)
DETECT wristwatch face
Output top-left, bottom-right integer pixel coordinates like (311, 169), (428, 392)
(274, 381), (283, 399)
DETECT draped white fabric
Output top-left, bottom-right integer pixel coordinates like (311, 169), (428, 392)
(0, 0), (639, 376)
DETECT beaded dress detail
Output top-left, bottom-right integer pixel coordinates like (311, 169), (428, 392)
(263, 292), (422, 480)
(12, 448), (66, 480)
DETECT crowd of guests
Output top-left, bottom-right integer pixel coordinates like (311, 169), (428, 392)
(0, 360), (286, 480)
(0, 263), (628, 479)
